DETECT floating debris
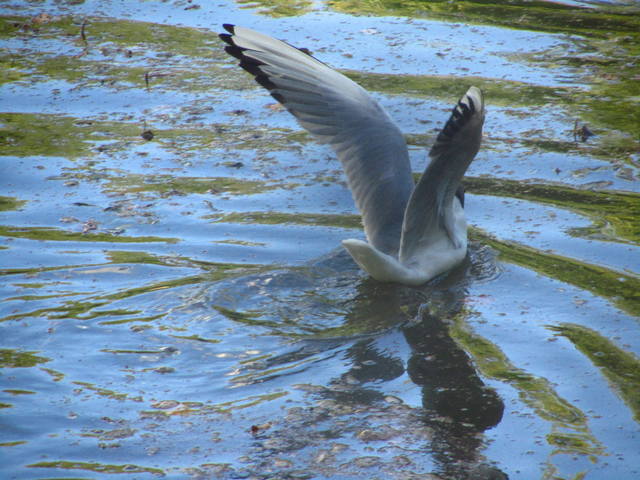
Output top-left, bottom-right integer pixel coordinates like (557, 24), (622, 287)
(573, 120), (595, 143)
(141, 130), (154, 141)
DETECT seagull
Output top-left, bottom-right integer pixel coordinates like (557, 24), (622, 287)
(219, 24), (485, 286)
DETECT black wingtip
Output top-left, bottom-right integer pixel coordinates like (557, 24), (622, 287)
(217, 24), (305, 111)
(255, 74), (277, 91)
(428, 88), (484, 159)
(224, 45), (246, 61)
(219, 33), (233, 46)
(467, 96), (476, 114)
(219, 24), (236, 45)
(439, 94), (476, 139)
(220, 34), (273, 88)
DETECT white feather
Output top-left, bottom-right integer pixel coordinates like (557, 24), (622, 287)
(220, 25), (484, 285)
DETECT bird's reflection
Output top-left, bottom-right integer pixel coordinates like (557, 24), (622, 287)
(404, 303), (505, 479)
(210, 245), (506, 478)
(327, 257), (505, 478)
(403, 275), (504, 433)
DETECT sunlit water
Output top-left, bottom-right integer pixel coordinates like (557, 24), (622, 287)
(1, 1), (639, 479)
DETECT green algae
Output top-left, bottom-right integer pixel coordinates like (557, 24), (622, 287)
(214, 205), (639, 316)
(0, 113), (142, 158)
(0, 196), (26, 212)
(6, 292), (81, 302)
(213, 305), (285, 330)
(448, 310), (604, 460)
(2, 263), (261, 323)
(1, 113), (108, 158)
(464, 176), (640, 244)
(13, 282), (47, 288)
(0, 225), (178, 244)
(525, 37), (640, 154)
(0, 440), (27, 447)
(214, 239), (267, 247)
(0, 48), (235, 91)
(40, 367), (65, 382)
(0, 299), (105, 323)
(100, 274), (205, 302)
(452, 321), (586, 425)
(1, 261), (105, 276)
(236, 0), (313, 17)
(104, 174), (283, 196)
(3, 389), (35, 395)
(170, 334), (221, 343)
(28, 460), (163, 476)
(345, 70), (564, 108)
(0, 111), (306, 165)
(80, 18), (219, 59)
(546, 432), (603, 457)
(211, 211), (361, 229)
(2, 14), (223, 60)
(72, 381), (142, 402)
(329, 0), (640, 37)
(99, 314), (165, 326)
(349, 69), (638, 158)
(0, 349), (50, 368)
(472, 229), (640, 318)
(550, 323), (640, 423)
(210, 391), (288, 413)
(330, 1), (640, 153)
(0, 14), (250, 91)
(106, 250), (168, 266)
(108, 250), (262, 275)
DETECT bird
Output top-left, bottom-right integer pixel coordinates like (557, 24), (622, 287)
(219, 24), (485, 286)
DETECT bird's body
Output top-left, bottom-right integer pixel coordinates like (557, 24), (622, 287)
(220, 24), (485, 286)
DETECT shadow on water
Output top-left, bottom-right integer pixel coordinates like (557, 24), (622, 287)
(208, 244), (507, 478)
(405, 308), (505, 479)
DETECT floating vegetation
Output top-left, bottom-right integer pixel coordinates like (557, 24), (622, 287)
(0, 113), (137, 158)
(0, 196), (26, 212)
(104, 174), (285, 196)
(448, 310), (604, 460)
(0, 440), (27, 447)
(72, 381), (142, 402)
(0, 349), (50, 368)
(211, 211), (361, 229)
(209, 391), (289, 413)
(0, 225), (178, 244)
(236, 0), (313, 17)
(27, 460), (164, 475)
(473, 229), (640, 318)
(345, 71), (565, 108)
(550, 323), (640, 423)
(0, 14), (239, 91)
(464, 176), (640, 244)
(331, 0), (640, 154)
(328, 0), (640, 37)
(170, 334), (221, 343)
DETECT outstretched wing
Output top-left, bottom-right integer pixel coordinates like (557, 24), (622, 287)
(399, 86), (485, 261)
(219, 24), (414, 256)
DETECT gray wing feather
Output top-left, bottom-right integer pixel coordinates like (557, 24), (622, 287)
(220, 24), (414, 256)
(400, 87), (484, 261)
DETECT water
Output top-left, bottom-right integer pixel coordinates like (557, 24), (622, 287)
(1, 1), (639, 479)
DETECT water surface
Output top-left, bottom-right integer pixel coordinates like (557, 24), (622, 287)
(1, 1), (639, 479)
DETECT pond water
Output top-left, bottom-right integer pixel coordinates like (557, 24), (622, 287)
(1, 1), (639, 479)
